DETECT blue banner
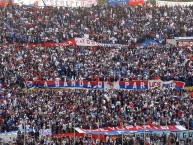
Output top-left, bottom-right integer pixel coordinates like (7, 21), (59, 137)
(140, 40), (162, 47)
(107, 0), (129, 5)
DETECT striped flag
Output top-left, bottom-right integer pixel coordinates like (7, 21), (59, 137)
(16, 55), (23, 61)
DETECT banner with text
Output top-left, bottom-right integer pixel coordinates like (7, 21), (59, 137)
(44, 37), (128, 48)
(178, 41), (193, 47)
(75, 125), (187, 134)
(148, 80), (184, 90)
(25, 80), (185, 90)
(156, 0), (193, 7)
(14, 0), (97, 7)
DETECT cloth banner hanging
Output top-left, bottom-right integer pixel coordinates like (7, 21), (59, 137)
(25, 80), (185, 90)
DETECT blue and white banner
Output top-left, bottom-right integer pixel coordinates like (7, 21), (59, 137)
(103, 130), (193, 141)
(39, 129), (52, 136)
(107, 0), (129, 5)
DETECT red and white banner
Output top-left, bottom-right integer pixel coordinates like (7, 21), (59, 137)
(74, 38), (128, 47)
(14, 0), (97, 7)
(129, 0), (144, 5)
(44, 39), (76, 47)
(75, 125), (186, 134)
(178, 41), (193, 47)
(44, 38), (128, 47)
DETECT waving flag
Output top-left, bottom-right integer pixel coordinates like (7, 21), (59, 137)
(173, 81), (185, 90)
(16, 55), (23, 61)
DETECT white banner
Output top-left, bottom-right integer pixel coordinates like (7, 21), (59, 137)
(0, 131), (17, 144)
(148, 80), (184, 90)
(74, 38), (128, 47)
(148, 80), (162, 89)
(14, 0), (97, 7)
(162, 80), (175, 90)
(104, 81), (120, 90)
(39, 129), (52, 136)
(157, 0), (193, 7)
(134, 131), (193, 141)
(75, 38), (100, 47)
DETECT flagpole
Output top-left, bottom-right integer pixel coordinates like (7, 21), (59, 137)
(122, 129), (123, 145)
(166, 109), (168, 144)
(144, 118), (145, 145)
(143, 95), (145, 145)
(98, 119), (100, 141)
(24, 121), (26, 145)
(74, 120), (76, 145)
(49, 121), (52, 145)
(188, 117), (190, 144)
(122, 119), (123, 145)
(90, 125), (92, 144)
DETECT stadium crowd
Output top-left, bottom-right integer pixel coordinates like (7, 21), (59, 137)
(0, 2), (193, 44)
(0, 1), (193, 145)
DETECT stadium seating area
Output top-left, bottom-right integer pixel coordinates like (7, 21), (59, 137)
(0, 2), (193, 145)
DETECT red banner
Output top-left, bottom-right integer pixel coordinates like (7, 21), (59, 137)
(0, 2), (6, 5)
(178, 41), (193, 47)
(129, 0), (144, 5)
(53, 133), (105, 141)
(53, 133), (85, 138)
(44, 39), (76, 47)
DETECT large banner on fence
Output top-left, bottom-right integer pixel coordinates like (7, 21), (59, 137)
(75, 125), (187, 134)
(156, 0), (193, 7)
(25, 80), (185, 90)
(75, 126), (193, 140)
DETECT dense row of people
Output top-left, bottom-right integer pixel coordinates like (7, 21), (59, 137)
(1, 88), (193, 133)
(0, 43), (193, 88)
(0, 2), (193, 145)
(0, 3), (193, 44)
(0, 88), (193, 144)
(0, 3), (192, 85)
(1, 132), (192, 144)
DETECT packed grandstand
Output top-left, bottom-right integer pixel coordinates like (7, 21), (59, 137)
(0, 0), (193, 144)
